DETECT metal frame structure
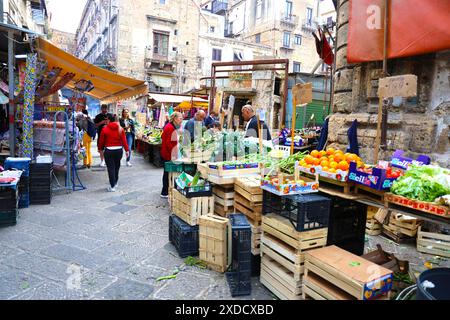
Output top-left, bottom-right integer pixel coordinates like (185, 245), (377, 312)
(209, 59), (290, 129)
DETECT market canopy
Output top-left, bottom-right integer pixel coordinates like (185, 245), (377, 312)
(34, 37), (148, 104)
(148, 93), (209, 109)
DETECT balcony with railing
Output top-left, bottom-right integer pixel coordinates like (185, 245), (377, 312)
(1, 12), (18, 26)
(302, 18), (319, 33)
(280, 14), (299, 30)
(145, 47), (177, 74)
(211, 0), (228, 15)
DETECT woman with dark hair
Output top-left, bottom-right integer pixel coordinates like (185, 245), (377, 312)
(119, 108), (135, 167)
(98, 114), (130, 192)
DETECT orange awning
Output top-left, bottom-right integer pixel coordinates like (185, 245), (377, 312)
(35, 37), (148, 104)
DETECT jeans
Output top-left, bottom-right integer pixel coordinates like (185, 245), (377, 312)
(161, 160), (169, 196)
(104, 148), (123, 188)
(126, 133), (134, 162)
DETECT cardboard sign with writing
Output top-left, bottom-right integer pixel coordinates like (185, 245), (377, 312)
(378, 75), (418, 98)
(292, 83), (313, 106)
(136, 112), (147, 125)
(214, 91), (223, 114)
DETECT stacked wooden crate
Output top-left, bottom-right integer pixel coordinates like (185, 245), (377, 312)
(213, 184), (235, 217)
(259, 214), (328, 300)
(303, 245), (393, 300)
(234, 177), (263, 255)
(382, 213), (422, 243)
(199, 214), (230, 272)
(365, 206), (382, 236)
(417, 226), (450, 258)
(168, 172), (181, 211)
(172, 189), (214, 226)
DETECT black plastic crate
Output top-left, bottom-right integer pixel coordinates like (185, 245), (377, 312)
(226, 270), (252, 297)
(283, 194), (331, 232)
(325, 195), (367, 256)
(229, 214), (252, 272)
(0, 188), (19, 211)
(169, 215), (199, 258)
(0, 209), (18, 227)
(18, 192), (30, 209)
(262, 190), (297, 216)
(251, 254), (261, 277)
(175, 181), (213, 198)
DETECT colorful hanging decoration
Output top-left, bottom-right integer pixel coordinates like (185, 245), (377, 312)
(35, 67), (62, 101)
(20, 54), (37, 159)
(48, 72), (76, 96)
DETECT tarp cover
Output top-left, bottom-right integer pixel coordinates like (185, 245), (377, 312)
(348, 0), (450, 63)
(35, 37), (148, 103)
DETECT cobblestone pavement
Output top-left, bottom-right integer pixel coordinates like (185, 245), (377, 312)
(0, 148), (448, 300)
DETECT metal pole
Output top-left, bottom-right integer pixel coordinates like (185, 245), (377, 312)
(282, 61), (289, 130)
(8, 31), (15, 157)
(210, 65), (216, 114)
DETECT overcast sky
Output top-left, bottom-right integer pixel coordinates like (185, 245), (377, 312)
(47, 0), (87, 34)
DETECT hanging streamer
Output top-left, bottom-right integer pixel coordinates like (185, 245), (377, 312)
(20, 54), (37, 159)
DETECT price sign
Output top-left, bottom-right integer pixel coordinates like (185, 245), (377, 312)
(378, 75), (418, 98)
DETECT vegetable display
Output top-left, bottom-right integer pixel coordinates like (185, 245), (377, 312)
(391, 165), (450, 202)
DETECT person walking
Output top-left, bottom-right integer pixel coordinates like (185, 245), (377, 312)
(98, 114), (130, 192)
(160, 112), (183, 198)
(79, 109), (97, 168)
(241, 105), (272, 141)
(119, 108), (135, 167)
(94, 104), (113, 167)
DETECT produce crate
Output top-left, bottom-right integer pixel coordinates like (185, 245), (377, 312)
(0, 209), (18, 227)
(176, 181), (213, 198)
(208, 163), (260, 177)
(229, 214), (252, 273)
(348, 162), (396, 191)
(169, 215), (199, 258)
(199, 214), (230, 273)
(387, 213), (422, 237)
(213, 184), (235, 217)
(285, 194), (331, 232)
(366, 219), (382, 236)
(299, 165), (349, 183)
(172, 189), (214, 226)
(385, 193), (449, 219)
(164, 161), (184, 173)
(326, 196), (367, 256)
(0, 187), (19, 211)
(260, 214), (328, 300)
(390, 150), (430, 170)
(234, 177), (263, 225)
(226, 270), (251, 297)
(181, 149), (213, 163)
(260, 174), (319, 196)
(303, 245), (393, 300)
(4, 158), (31, 176)
(417, 226), (450, 258)
(18, 192), (30, 209)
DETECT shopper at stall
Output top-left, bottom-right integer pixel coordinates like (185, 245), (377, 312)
(98, 114), (130, 192)
(94, 104), (113, 167)
(160, 112), (183, 198)
(120, 108), (135, 167)
(204, 111), (218, 129)
(184, 110), (206, 142)
(242, 105), (272, 141)
(79, 109), (97, 169)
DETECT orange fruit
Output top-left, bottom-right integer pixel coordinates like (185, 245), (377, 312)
(329, 168), (337, 173)
(305, 155), (314, 165)
(311, 150), (320, 158)
(322, 166), (330, 172)
(326, 148), (336, 156)
(320, 160), (330, 168)
(319, 157), (328, 162)
(338, 161), (350, 171)
(319, 150), (327, 157)
(335, 150), (344, 155)
(330, 161), (338, 169)
(299, 160), (307, 167)
(313, 158), (321, 166)
(346, 154), (359, 163)
(333, 153), (343, 163)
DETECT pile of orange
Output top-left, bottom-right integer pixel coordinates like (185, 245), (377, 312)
(300, 148), (364, 173)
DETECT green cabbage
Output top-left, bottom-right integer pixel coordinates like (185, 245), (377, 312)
(391, 165), (450, 202)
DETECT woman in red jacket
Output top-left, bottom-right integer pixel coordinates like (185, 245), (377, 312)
(160, 112), (183, 198)
(98, 114), (130, 192)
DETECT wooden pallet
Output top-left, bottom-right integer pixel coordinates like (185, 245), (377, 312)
(317, 176), (355, 195)
(355, 185), (385, 203)
(366, 218), (382, 236)
(172, 189), (214, 226)
(199, 214), (230, 273)
(417, 226), (450, 258)
(304, 246), (393, 300)
(387, 213), (422, 237)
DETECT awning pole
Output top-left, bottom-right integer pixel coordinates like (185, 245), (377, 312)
(8, 31), (16, 156)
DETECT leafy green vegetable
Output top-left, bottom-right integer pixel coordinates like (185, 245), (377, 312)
(391, 165), (450, 202)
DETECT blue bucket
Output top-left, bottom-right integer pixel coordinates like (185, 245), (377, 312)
(416, 268), (450, 300)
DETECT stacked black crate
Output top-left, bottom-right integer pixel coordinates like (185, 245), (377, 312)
(226, 214), (252, 297)
(168, 215), (200, 258)
(0, 187), (19, 226)
(30, 163), (53, 205)
(4, 158), (31, 209)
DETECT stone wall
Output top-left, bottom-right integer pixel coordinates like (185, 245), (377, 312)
(330, 0), (450, 167)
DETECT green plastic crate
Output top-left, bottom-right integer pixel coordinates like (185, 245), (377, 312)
(164, 162), (184, 173)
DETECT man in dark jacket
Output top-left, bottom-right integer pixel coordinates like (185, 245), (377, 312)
(242, 105), (271, 141)
(94, 104), (113, 167)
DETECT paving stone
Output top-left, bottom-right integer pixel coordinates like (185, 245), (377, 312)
(120, 265), (169, 285)
(66, 213), (104, 226)
(95, 278), (154, 300)
(106, 204), (138, 214)
(17, 237), (57, 252)
(57, 221), (98, 235)
(0, 245), (24, 263)
(140, 247), (186, 271)
(122, 231), (168, 249)
(95, 257), (134, 276)
(0, 231), (40, 245)
(112, 222), (144, 233)
(61, 235), (108, 252)
(152, 271), (212, 300)
(78, 270), (117, 298)
(0, 268), (44, 300)
(15, 281), (85, 300)
(40, 244), (90, 262)
(101, 191), (142, 204)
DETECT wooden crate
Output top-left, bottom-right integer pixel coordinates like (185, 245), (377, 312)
(387, 213), (422, 237)
(317, 176), (355, 195)
(213, 184), (235, 217)
(417, 226), (450, 258)
(382, 225), (417, 244)
(207, 164), (260, 177)
(355, 185), (385, 203)
(303, 272), (355, 300)
(172, 189), (214, 226)
(168, 172), (181, 211)
(385, 193), (450, 219)
(259, 214), (328, 300)
(199, 214), (230, 273)
(251, 224), (261, 255)
(366, 218), (382, 236)
(304, 245), (393, 300)
(234, 177), (263, 224)
(367, 206), (380, 220)
(235, 177), (262, 196)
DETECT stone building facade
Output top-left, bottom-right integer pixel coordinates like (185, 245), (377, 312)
(0, 0), (48, 34)
(49, 29), (76, 54)
(329, 0), (450, 167)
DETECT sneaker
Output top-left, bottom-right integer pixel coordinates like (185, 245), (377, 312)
(160, 194), (169, 199)
(100, 161), (106, 167)
(114, 182), (119, 188)
(126, 162), (132, 167)
(107, 186), (117, 192)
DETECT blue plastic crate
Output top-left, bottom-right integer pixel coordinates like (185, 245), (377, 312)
(229, 214), (252, 272)
(4, 158), (31, 177)
(226, 270), (252, 297)
(169, 215), (199, 258)
(18, 193), (30, 209)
